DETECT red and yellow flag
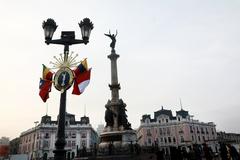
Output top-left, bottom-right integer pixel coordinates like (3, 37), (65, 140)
(39, 64), (53, 102)
(42, 64), (53, 80)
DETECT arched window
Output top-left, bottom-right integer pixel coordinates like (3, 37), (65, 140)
(43, 153), (48, 160)
(72, 152), (75, 159)
(67, 152), (71, 160)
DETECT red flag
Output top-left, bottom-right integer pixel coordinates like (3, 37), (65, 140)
(39, 78), (52, 102)
(72, 69), (91, 95)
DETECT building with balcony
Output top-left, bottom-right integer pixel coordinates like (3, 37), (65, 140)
(137, 106), (218, 154)
(18, 113), (98, 160)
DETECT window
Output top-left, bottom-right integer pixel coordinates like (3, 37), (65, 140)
(179, 129), (184, 134)
(43, 140), (49, 148)
(72, 141), (76, 148)
(201, 128), (204, 134)
(211, 128), (215, 135)
(173, 137), (176, 143)
(164, 138), (167, 143)
(148, 138), (152, 145)
(159, 128), (162, 135)
(190, 126), (193, 133)
(71, 132), (76, 138)
(168, 137), (171, 143)
(81, 132), (86, 138)
(159, 120), (161, 123)
(197, 127), (200, 133)
(163, 128), (166, 135)
(166, 119), (168, 123)
(167, 128), (170, 135)
(82, 140), (86, 147)
(67, 141), (71, 147)
(180, 136), (184, 142)
(147, 129), (151, 136)
(161, 138), (163, 142)
(198, 136), (201, 141)
(45, 133), (49, 139)
(65, 132), (71, 138)
(178, 117), (180, 121)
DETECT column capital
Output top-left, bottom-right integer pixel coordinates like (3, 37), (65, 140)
(108, 51), (119, 60)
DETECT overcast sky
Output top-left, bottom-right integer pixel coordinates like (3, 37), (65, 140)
(0, 0), (240, 140)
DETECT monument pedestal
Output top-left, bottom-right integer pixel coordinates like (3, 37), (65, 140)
(98, 130), (137, 156)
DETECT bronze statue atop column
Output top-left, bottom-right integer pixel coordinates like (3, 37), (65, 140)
(104, 30), (117, 50)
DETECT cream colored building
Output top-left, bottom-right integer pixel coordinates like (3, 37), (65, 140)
(18, 113), (98, 160)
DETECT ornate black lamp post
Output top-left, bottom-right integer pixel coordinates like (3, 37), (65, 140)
(42, 18), (93, 160)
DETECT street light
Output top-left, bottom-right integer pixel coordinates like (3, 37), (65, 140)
(42, 19), (57, 42)
(79, 18), (94, 42)
(42, 18), (94, 160)
(42, 18), (93, 45)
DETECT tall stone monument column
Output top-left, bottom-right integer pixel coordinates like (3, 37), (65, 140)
(98, 31), (137, 156)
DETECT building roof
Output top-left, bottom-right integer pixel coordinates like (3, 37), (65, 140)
(40, 112), (90, 125)
(141, 106), (192, 123)
(176, 109), (189, 118)
(41, 115), (53, 124)
(154, 106), (173, 119)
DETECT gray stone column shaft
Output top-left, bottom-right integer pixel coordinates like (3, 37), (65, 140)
(108, 49), (120, 102)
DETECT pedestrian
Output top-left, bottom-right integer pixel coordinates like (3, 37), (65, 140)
(229, 145), (240, 160)
(189, 147), (196, 160)
(203, 143), (213, 160)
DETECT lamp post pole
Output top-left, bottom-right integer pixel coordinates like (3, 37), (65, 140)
(42, 18), (93, 160)
(53, 44), (69, 160)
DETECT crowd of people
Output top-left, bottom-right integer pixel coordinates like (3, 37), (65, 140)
(154, 143), (240, 160)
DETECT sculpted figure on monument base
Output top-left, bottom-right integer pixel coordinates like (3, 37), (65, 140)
(117, 99), (132, 130)
(104, 101), (115, 127)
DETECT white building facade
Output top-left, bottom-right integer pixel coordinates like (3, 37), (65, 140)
(137, 107), (218, 154)
(18, 113), (98, 160)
